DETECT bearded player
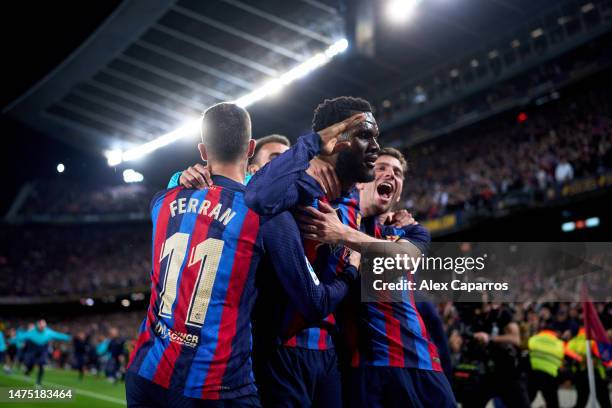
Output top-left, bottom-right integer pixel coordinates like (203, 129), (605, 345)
(244, 97), (380, 407)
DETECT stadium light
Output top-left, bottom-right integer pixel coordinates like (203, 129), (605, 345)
(105, 149), (123, 166)
(123, 169), (144, 183)
(107, 38), (349, 166)
(56, 163), (65, 173)
(386, 0), (422, 23)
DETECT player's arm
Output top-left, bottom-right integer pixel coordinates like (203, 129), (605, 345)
(47, 329), (71, 342)
(297, 201), (427, 260)
(490, 322), (521, 347)
(245, 132), (323, 215)
(245, 114), (365, 215)
(260, 211), (359, 323)
(474, 323), (521, 347)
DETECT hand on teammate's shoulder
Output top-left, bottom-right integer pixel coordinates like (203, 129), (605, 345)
(179, 163), (213, 189)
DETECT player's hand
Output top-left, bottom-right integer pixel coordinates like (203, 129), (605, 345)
(348, 249), (361, 270)
(306, 157), (341, 201)
(317, 113), (366, 155)
(296, 201), (347, 245)
(385, 210), (417, 227)
(473, 331), (490, 344)
(180, 163), (213, 189)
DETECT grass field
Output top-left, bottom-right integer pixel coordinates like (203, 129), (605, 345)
(1, 367), (607, 407)
(0, 368), (126, 407)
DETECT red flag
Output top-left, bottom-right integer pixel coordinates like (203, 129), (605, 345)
(583, 299), (608, 343)
(582, 285), (612, 363)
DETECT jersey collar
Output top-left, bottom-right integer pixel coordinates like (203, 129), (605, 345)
(211, 175), (245, 192)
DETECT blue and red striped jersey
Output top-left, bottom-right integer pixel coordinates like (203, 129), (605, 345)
(282, 189), (361, 350)
(130, 174), (357, 399)
(349, 218), (442, 371)
(128, 179), (262, 399)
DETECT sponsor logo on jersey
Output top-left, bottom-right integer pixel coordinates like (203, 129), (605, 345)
(155, 320), (199, 348)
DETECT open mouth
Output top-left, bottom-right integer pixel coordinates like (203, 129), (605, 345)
(376, 181), (394, 200)
(365, 156), (378, 168)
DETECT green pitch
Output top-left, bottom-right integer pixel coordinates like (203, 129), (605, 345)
(0, 368), (126, 407)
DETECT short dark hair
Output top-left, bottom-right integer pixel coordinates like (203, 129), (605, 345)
(251, 134), (291, 164)
(312, 96), (372, 132)
(379, 147), (408, 176)
(201, 102), (251, 163)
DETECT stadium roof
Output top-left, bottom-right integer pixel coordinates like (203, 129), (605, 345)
(4, 0), (577, 159)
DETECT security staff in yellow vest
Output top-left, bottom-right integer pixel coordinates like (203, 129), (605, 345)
(566, 328), (612, 408)
(527, 328), (566, 408)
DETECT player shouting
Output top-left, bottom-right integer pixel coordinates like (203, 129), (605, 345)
(298, 148), (456, 407)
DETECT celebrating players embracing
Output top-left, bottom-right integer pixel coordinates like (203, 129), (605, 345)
(126, 103), (361, 408)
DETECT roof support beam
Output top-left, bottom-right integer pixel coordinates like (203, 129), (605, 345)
(119, 55), (231, 101)
(222, 0), (334, 44)
(102, 67), (205, 112)
(172, 5), (304, 61)
(490, 0), (525, 15)
(300, 0), (339, 16)
(86, 80), (192, 123)
(42, 112), (119, 150)
(153, 24), (277, 77)
(135, 40), (255, 90)
(56, 102), (153, 141)
(71, 89), (174, 131)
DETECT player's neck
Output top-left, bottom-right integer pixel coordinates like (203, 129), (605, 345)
(209, 162), (246, 185)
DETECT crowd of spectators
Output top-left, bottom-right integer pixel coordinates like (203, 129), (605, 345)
(0, 224), (150, 297)
(16, 182), (155, 218)
(402, 81), (612, 220)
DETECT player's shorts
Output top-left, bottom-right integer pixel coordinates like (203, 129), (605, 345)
(7, 344), (17, 361)
(25, 345), (48, 366)
(125, 372), (261, 408)
(256, 346), (341, 408)
(347, 366), (456, 408)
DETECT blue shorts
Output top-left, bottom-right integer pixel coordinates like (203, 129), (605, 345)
(125, 372), (261, 408)
(256, 346), (341, 408)
(347, 366), (456, 408)
(25, 345), (48, 367)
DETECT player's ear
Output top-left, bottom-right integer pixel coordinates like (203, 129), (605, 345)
(198, 143), (208, 162)
(246, 139), (256, 159)
(248, 163), (260, 174)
